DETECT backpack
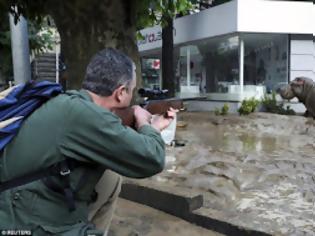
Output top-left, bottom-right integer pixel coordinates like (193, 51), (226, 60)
(0, 80), (63, 150)
(0, 80), (84, 211)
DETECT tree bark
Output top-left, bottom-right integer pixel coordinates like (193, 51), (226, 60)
(173, 47), (180, 93)
(45, 0), (141, 91)
(162, 17), (175, 97)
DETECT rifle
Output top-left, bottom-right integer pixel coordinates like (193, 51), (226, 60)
(113, 99), (184, 127)
(113, 88), (206, 128)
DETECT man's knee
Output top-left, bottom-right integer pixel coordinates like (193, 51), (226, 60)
(88, 170), (121, 221)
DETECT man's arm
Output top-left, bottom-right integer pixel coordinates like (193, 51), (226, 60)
(113, 100), (183, 128)
(59, 105), (166, 179)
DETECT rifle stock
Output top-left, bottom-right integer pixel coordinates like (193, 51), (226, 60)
(113, 99), (184, 128)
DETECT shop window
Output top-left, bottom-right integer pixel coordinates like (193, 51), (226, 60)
(141, 58), (161, 89)
(177, 35), (240, 97)
(244, 34), (288, 93)
(176, 46), (203, 95)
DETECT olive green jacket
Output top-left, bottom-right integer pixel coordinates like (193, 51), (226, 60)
(0, 90), (165, 235)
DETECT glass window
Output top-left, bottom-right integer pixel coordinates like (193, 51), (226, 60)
(140, 33), (289, 101)
(177, 45), (203, 95)
(244, 34), (288, 93)
(141, 58), (161, 89)
(177, 35), (240, 98)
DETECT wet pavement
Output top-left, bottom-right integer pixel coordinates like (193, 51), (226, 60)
(125, 112), (315, 236)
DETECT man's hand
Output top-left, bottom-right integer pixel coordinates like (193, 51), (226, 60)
(151, 108), (178, 132)
(133, 105), (152, 130)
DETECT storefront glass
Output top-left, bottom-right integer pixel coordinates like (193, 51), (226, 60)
(243, 34), (288, 93)
(177, 45), (204, 95)
(177, 35), (240, 99)
(140, 33), (289, 100)
(141, 58), (161, 89)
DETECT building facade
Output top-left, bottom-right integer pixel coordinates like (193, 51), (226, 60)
(138, 0), (315, 104)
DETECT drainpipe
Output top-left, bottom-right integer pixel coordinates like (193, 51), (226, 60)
(187, 46), (191, 88)
(9, 13), (31, 84)
(239, 36), (244, 100)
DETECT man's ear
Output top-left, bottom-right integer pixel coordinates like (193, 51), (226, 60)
(113, 85), (127, 102)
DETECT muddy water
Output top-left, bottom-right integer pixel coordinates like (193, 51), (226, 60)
(150, 112), (315, 235)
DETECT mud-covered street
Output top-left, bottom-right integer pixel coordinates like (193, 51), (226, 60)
(116, 112), (315, 236)
(108, 198), (223, 236)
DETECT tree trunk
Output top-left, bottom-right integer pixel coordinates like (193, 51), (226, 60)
(46, 0), (141, 91)
(173, 47), (180, 93)
(162, 17), (175, 97)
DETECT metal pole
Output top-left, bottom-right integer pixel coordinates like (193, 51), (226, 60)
(9, 13), (32, 84)
(55, 42), (60, 83)
(239, 36), (244, 100)
(187, 46), (191, 88)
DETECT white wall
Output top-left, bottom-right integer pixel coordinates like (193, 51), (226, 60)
(237, 0), (313, 34)
(313, 41), (315, 79)
(174, 1), (237, 45)
(290, 38), (315, 81)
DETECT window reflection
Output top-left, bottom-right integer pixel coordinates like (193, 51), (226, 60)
(244, 34), (288, 93)
(141, 58), (161, 89)
(140, 33), (289, 100)
(177, 35), (240, 97)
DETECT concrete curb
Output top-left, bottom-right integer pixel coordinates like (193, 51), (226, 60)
(120, 183), (271, 236)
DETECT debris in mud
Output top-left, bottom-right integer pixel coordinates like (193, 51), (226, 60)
(170, 139), (186, 147)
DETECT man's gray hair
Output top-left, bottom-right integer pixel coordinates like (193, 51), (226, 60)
(82, 48), (134, 96)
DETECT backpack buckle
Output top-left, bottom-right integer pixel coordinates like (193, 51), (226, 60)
(60, 169), (71, 176)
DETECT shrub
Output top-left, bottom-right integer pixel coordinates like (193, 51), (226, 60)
(238, 98), (260, 115)
(261, 91), (278, 113)
(221, 103), (229, 115)
(214, 103), (229, 116)
(261, 92), (296, 115)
